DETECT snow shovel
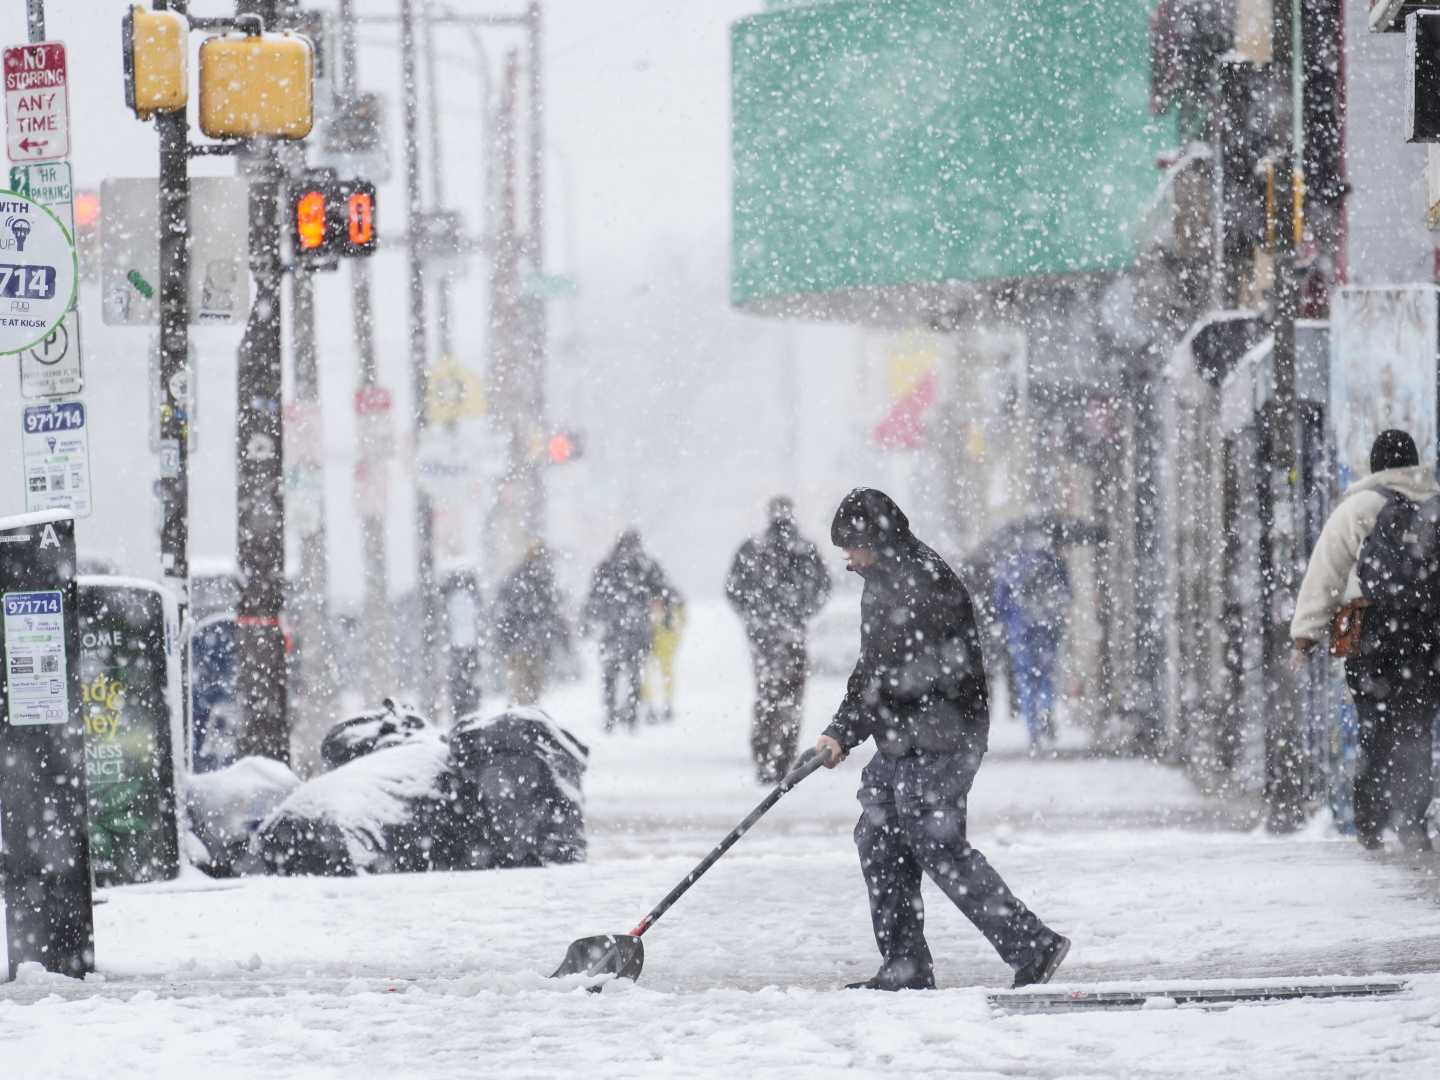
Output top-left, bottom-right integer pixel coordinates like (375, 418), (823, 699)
(551, 745), (834, 985)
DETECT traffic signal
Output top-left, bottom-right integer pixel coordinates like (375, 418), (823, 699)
(199, 32), (315, 140)
(547, 431), (583, 465)
(338, 180), (377, 257)
(289, 177), (378, 268)
(122, 5), (188, 118)
(73, 189), (100, 281)
(290, 175), (339, 269)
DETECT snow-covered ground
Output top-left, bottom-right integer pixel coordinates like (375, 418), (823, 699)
(5, 604), (1440, 1079)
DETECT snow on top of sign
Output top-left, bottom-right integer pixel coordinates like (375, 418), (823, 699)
(0, 508), (73, 531)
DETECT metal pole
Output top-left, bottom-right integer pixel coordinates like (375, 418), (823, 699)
(156, 5), (191, 606)
(424, 0), (454, 361)
(337, 0), (394, 705)
(1262, 0), (1307, 832)
(26, 0), (44, 41)
(521, 0), (547, 544)
(401, 0), (440, 714)
(278, 1), (335, 764)
(235, 0), (291, 764)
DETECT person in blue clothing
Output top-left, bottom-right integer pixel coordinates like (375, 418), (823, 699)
(992, 540), (1072, 751)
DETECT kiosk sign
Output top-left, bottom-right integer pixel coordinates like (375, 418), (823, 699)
(3, 589), (68, 726)
(0, 189), (75, 353)
(21, 400), (92, 517)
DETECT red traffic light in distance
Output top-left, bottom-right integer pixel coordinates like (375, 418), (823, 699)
(547, 431), (583, 464)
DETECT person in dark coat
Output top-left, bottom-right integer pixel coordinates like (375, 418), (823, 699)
(815, 488), (1070, 991)
(726, 496), (833, 782)
(582, 531), (679, 732)
(493, 544), (571, 705)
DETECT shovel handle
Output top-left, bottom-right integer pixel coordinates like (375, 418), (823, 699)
(631, 744), (832, 938)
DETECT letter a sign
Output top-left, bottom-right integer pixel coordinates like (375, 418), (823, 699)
(4, 43), (69, 164)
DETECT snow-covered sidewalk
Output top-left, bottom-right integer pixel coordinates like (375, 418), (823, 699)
(5, 604), (1440, 1079)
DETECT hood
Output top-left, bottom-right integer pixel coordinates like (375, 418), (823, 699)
(830, 488), (910, 549)
(1343, 465), (1440, 505)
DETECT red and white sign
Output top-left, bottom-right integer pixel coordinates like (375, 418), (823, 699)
(4, 43), (69, 163)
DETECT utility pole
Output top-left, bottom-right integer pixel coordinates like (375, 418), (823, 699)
(522, 0), (547, 543)
(1263, 0), (1307, 832)
(234, 0), (291, 763)
(156, 0), (192, 612)
(279, 5), (335, 761)
(336, 0), (393, 705)
(401, 0), (440, 714)
(423, 0), (454, 362)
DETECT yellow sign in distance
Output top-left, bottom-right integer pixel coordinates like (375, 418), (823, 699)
(426, 356), (487, 424)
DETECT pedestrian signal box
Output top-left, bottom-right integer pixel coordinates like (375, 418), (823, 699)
(342, 181), (377, 256)
(122, 6), (189, 118)
(199, 32), (314, 140)
(289, 177), (377, 268)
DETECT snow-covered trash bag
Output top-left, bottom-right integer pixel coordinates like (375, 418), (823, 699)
(255, 730), (453, 876)
(185, 756), (301, 877)
(443, 707), (589, 869)
(319, 698), (432, 770)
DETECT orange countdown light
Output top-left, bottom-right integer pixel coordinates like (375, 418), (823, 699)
(347, 190), (374, 246)
(295, 189), (327, 251)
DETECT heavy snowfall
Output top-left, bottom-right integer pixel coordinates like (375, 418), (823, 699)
(4, 1), (1440, 1078)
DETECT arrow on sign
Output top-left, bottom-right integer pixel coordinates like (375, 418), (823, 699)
(17, 138), (48, 154)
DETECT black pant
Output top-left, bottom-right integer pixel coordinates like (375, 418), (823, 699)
(601, 644), (645, 732)
(1347, 659), (1439, 849)
(749, 637), (807, 781)
(854, 749), (1056, 983)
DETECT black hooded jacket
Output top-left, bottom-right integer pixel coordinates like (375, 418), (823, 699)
(823, 489), (990, 756)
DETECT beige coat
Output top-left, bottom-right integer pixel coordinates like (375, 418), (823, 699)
(1290, 466), (1440, 644)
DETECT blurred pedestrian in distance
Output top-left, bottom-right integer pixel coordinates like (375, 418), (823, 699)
(493, 543), (571, 706)
(443, 569), (485, 720)
(992, 538), (1072, 753)
(815, 487), (1069, 991)
(643, 591), (686, 724)
(582, 530), (680, 732)
(1291, 429), (1440, 851)
(726, 495), (832, 782)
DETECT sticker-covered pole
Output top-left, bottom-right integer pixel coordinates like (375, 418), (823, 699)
(0, 511), (93, 980)
(156, 0), (191, 599)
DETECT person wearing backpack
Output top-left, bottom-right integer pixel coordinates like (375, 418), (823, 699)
(1291, 430), (1440, 851)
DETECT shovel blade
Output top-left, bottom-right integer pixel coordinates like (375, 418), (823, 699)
(551, 934), (645, 983)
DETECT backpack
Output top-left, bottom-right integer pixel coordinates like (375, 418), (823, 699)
(1357, 489), (1440, 610)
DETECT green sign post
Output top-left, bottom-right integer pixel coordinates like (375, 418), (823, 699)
(77, 577), (183, 887)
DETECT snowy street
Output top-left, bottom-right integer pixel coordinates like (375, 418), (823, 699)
(5, 606), (1440, 1079)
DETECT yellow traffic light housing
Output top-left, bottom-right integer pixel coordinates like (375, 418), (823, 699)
(122, 6), (189, 117)
(198, 32), (314, 140)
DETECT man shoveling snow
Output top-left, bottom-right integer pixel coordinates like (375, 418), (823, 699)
(815, 487), (1071, 991)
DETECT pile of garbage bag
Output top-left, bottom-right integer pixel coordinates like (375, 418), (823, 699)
(185, 701), (589, 877)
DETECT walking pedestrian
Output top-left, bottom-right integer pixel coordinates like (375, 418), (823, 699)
(1291, 429), (1440, 851)
(582, 531), (679, 732)
(992, 540), (1072, 751)
(493, 544), (571, 706)
(726, 496), (832, 782)
(814, 487), (1069, 990)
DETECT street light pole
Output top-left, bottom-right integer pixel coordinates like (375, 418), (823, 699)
(234, 0), (291, 763)
(400, 0), (440, 714)
(1262, 0), (1307, 832)
(336, 0), (394, 705)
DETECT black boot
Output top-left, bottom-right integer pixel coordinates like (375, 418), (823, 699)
(846, 961), (935, 991)
(1011, 934), (1070, 989)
